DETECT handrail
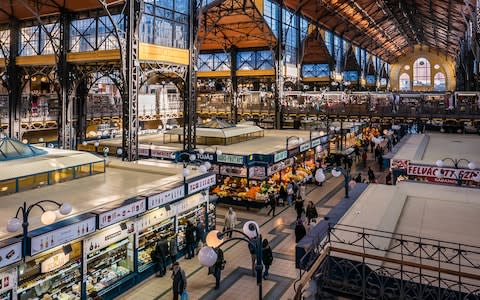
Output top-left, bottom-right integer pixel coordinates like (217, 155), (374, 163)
(293, 246), (330, 300)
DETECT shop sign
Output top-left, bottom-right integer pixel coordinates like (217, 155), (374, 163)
(0, 241), (21, 269)
(98, 198), (146, 229)
(30, 217), (96, 256)
(267, 158), (294, 176)
(311, 138), (321, 147)
(249, 166), (266, 180)
(407, 164), (480, 181)
(136, 207), (175, 232)
(41, 252), (69, 273)
(220, 165), (247, 177)
(217, 154), (244, 165)
(0, 268), (16, 293)
(84, 221), (135, 255)
(172, 194), (204, 213)
(300, 142), (311, 152)
(137, 146), (150, 156)
(288, 147), (299, 157)
(147, 186), (185, 209)
(195, 152), (216, 162)
(274, 151), (287, 163)
(151, 149), (176, 160)
(187, 174), (216, 194)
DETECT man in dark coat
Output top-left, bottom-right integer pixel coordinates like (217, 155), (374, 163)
(294, 218), (307, 243)
(171, 262), (187, 300)
(155, 238), (169, 277)
(185, 221), (196, 259)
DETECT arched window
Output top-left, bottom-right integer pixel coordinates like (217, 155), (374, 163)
(413, 58), (431, 86)
(399, 73), (410, 91)
(433, 72), (446, 91)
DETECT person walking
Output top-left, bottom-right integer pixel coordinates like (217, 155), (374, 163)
(295, 218), (307, 243)
(386, 172), (392, 185)
(224, 207), (237, 238)
(262, 239), (273, 280)
(378, 152), (384, 171)
(367, 167), (375, 183)
(266, 191), (277, 217)
(294, 196), (304, 219)
(354, 145), (360, 162)
(305, 201), (318, 225)
(211, 247), (224, 289)
(185, 221), (196, 259)
(362, 151), (367, 168)
(279, 184), (287, 206)
(196, 221), (206, 250)
(169, 236), (177, 270)
(287, 182), (294, 206)
(171, 262), (187, 300)
(299, 183), (306, 201)
(248, 237), (257, 276)
(154, 238), (169, 277)
(355, 173), (362, 183)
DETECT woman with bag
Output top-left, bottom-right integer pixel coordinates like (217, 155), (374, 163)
(262, 239), (273, 280)
(210, 247), (225, 290)
(171, 262), (187, 300)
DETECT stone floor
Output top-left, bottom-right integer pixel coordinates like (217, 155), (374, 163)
(116, 151), (388, 300)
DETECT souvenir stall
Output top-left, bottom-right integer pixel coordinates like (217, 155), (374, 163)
(18, 214), (96, 300)
(0, 239), (21, 300)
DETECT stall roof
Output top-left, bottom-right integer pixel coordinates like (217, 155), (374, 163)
(0, 159), (202, 240)
(165, 124), (264, 139)
(0, 137), (46, 161)
(392, 133), (480, 166)
(0, 147), (104, 182)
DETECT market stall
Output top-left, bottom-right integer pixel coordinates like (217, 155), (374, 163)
(0, 239), (21, 300)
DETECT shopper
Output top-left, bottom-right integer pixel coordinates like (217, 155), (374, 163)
(185, 221), (196, 259)
(224, 207), (237, 238)
(287, 182), (294, 206)
(299, 183), (306, 201)
(171, 262), (187, 300)
(370, 140), (375, 153)
(305, 201), (318, 225)
(354, 145), (360, 162)
(295, 218), (307, 243)
(262, 239), (273, 280)
(154, 238), (169, 277)
(378, 152), (384, 171)
(355, 173), (362, 183)
(248, 237), (257, 276)
(367, 167), (375, 182)
(196, 221), (206, 250)
(266, 191), (277, 217)
(279, 184), (287, 206)
(386, 172), (392, 185)
(211, 247), (225, 289)
(169, 236), (177, 270)
(294, 196), (304, 219)
(362, 151), (367, 168)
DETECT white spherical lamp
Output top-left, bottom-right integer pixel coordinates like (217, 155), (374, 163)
(206, 230), (223, 248)
(216, 149), (222, 156)
(182, 168), (190, 177)
(198, 246), (218, 267)
(468, 162), (476, 170)
(40, 211), (56, 225)
(82, 141), (88, 146)
(436, 160), (444, 168)
(59, 203), (72, 215)
(243, 221), (260, 239)
(331, 169), (342, 178)
(22, 139), (28, 144)
(198, 149), (205, 155)
(116, 148), (123, 156)
(6, 218), (21, 233)
(189, 154), (196, 161)
(94, 141), (100, 147)
(199, 165), (207, 173)
(204, 161), (211, 170)
(315, 169), (325, 183)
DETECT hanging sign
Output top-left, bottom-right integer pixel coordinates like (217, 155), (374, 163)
(147, 186), (185, 209)
(0, 240), (21, 269)
(187, 174), (216, 194)
(97, 197), (146, 229)
(311, 138), (321, 147)
(300, 142), (311, 152)
(84, 221), (135, 255)
(249, 166), (266, 180)
(30, 216), (96, 256)
(151, 149), (176, 160)
(274, 151), (287, 163)
(220, 166), (247, 177)
(0, 268), (16, 294)
(217, 154), (245, 165)
(391, 159), (410, 169)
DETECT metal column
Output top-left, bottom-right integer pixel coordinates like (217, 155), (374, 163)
(7, 19), (21, 140)
(57, 11), (72, 149)
(230, 47), (238, 124)
(75, 79), (88, 144)
(274, 0), (284, 130)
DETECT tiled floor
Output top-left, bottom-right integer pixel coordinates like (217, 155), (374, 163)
(117, 151), (387, 300)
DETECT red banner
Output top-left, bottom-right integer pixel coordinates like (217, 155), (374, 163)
(407, 164), (480, 181)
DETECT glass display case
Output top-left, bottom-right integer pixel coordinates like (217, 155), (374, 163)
(0, 290), (11, 300)
(86, 235), (134, 295)
(17, 242), (82, 300)
(137, 217), (175, 272)
(207, 202), (216, 231)
(176, 206), (206, 251)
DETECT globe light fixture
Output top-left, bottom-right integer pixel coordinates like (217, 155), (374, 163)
(243, 221), (260, 239)
(6, 218), (21, 233)
(40, 210), (57, 225)
(436, 160), (444, 168)
(197, 246), (218, 267)
(331, 169), (342, 177)
(468, 162), (476, 170)
(59, 203), (72, 215)
(205, 230), (223, 248)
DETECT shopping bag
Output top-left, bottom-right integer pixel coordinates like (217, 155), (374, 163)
(180, 290), (189, 300)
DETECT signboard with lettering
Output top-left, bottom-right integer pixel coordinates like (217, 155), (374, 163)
(407, 164), (480, 181)
(220, 165), (247, 177)
(97, 197), (146, 229)
(195, 152), (216, 162)
(151, 148), (176, 160)
(391, 159), (410, 169)
(173, 193), (205, 213)
(300, 142), (311, 152)
(217, 154), (245, 165)
(274, 151), (287, 163)
(311, 138), (321, 147)
(187, 174), (216, 194)
(0, 240), (21, 269)
(147, 186), (185, 209)
(288, 147), (300, 157)
(249, 166), (266, 180)
(137, 146), (150, 156)
(30, 215), (96, 256)
(84, 221), (135, 255)
(267, 158), (294, 176)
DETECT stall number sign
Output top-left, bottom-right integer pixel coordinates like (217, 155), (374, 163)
(84, 221), (135, 255)
(0, 268), (15, 293)
(152, 149), (176, 159)
(98, 199), (146, 229)
(311, 138), (321, 147)
(300, 142), (311, 152)
(188, 174), (216, 194)
(407, 165), (480, 181)
(41, 253), (69, 273)
(148, 186), (185, 209)
(0, 242), (21, 269)
(274, 151), (287, 163)
(217, 154), (244, 165)
(30, 217), (96, 256)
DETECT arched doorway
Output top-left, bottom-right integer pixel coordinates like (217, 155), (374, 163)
(433, 72), (446, 91)
(399, 73), (411, 91)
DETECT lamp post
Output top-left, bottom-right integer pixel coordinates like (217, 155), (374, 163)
(6, 200), (72, 256)
(435, 158), (477, 186)
(177, 152), (211, 184)
(286, 136), (303, 152)
(198, 221), (263, 299)
(315, 166), (350, 198)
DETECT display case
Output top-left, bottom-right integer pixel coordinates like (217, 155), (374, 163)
(84, 223), (135, 296)
(206, 202), (216, 231)
(137, 217), (175, 272)
(0, 267), (17, 300)
(176, 206), (206, 251)
(18, 242), (82, 300)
